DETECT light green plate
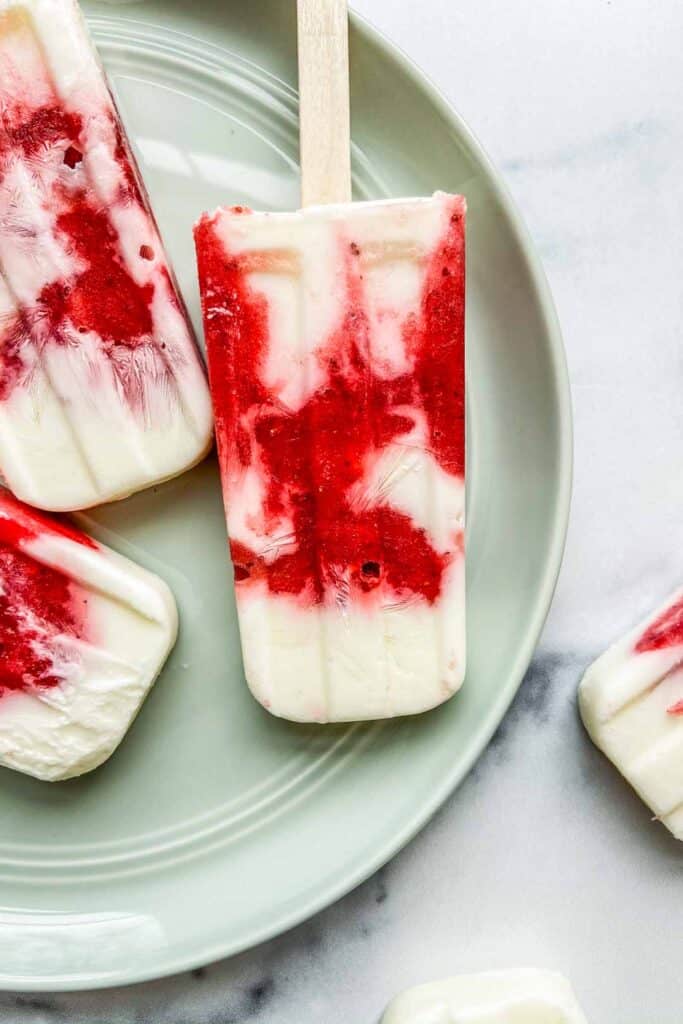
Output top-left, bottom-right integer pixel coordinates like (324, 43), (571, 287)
(0, 0), (571, 990)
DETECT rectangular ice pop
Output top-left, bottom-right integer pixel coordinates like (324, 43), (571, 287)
(382, 969), (589, 1023)
(0, 490), (177, 781)
(579, 587), (683, 840)
(195, 196), (465, 722)
(193, 0), (465, 722)
(0, 0), (213, 511)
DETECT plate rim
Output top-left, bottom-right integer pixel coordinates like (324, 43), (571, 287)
(6, 5), (572, 991)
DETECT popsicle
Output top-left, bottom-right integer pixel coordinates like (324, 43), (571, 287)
(579, 586), (683, 840)
(0, 490), (177, 781)
(0, 0), (213, 511)
(382, 970), (589, 1024)
(193, 0), (465, 722)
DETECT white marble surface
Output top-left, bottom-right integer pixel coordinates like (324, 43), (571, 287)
(2, 0), (682, 1020)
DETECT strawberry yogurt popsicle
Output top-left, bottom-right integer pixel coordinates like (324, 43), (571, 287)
(579, 587), (683, 840)
(0, 490), (177, 781)
(382, 970), (589, 1024)
(0, 0), (212, 511)
(194, 0), (466, 722)
(195, 194), (466, 722)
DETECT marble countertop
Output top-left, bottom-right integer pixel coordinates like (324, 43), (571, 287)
(3, 0), (682, 1021)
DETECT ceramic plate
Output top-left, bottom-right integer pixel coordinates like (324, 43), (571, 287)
(0, 0), (571, 989)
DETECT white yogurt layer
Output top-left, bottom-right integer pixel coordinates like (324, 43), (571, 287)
(382, 969), (589, 1024)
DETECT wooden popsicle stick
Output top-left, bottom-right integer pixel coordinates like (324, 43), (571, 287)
(297, 0), (351, 207)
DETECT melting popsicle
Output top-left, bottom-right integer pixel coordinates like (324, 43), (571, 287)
(0, 490), (177, 781)
(579, 586), (683, 840)
(194, 0), (465, 721)
(0, 0), (213, 511)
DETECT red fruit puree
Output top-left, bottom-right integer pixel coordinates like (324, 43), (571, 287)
(635, 594), (683, 716)
(0, 493), (94, 697)
(0, 96), (159, 401)
(195, 201), (465, 608)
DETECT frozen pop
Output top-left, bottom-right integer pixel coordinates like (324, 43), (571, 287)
(0, 490), (177, 781)
(0, 0), (212, 511)
(579, 586), (683, 840)
(193, 0), (465, 722)
(382, 970), (589, 1024)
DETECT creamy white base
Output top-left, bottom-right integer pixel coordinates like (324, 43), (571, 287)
(0, 328), (212, 511)
(579, 587), (683, 840)
(0, 530), (177, 781)
(382, 969), (589, 1024)
(238, 552), (465, 723)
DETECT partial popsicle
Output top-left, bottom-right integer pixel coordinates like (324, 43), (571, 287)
(382, 969), (589, 1024)
(194, 194), (465, 721)
(0, 0), (213, 511)
(0, 490), (177, 781)
(579, 586), (683, 840)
